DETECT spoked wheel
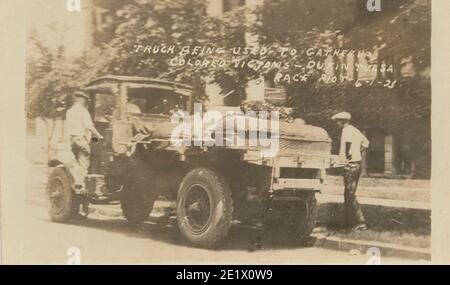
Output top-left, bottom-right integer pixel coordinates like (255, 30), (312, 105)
(177, 167), (233, 248)
(183, 184), (213, 235)
(46, 167), (75, 223)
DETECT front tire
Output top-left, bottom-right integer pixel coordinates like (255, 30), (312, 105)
(46, 167), (75, 223)
(177, 167), (233, 248)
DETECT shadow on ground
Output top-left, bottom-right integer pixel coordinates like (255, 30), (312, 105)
(33, 201), (431, 251)
(36, 214), (316, 252)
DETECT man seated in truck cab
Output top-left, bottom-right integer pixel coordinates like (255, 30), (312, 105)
(111, 98), (142, 118)
(126, 98), (142, 114)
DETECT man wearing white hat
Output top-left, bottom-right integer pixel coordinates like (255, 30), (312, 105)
(332, 112), (369, 231)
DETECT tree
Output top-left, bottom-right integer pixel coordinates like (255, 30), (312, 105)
(91, 0), (224, 103)
(27, 39), (66, 157)
(248, 0), (431, 177)
(94, 1), (210, 76)
(27, 0), (431, 176)
(26, 33), (102, 159)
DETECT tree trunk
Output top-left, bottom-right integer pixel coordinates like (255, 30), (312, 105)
(43, 118), (56, 162)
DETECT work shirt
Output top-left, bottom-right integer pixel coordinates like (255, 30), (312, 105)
(339, 125), (369, 162)
(66, 103), (94, 137)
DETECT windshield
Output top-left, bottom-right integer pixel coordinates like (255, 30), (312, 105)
(127, 88), (189, 116)
(94, 93), (116, 122)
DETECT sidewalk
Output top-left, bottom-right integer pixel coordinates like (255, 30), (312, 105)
(319, 175), (430, 210)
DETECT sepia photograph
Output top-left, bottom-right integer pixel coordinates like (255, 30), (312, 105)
(2, 0), (448, 268)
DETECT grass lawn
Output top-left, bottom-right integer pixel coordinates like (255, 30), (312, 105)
(317, 203), (431, 249)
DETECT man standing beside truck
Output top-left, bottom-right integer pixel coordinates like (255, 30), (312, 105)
(66, 91), (103, 191)
(332, 112), (369, 231)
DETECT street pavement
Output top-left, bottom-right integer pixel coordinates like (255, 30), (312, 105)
(19, 203), (423, 265)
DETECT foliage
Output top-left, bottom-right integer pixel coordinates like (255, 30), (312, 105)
(26, 31), (112, 156)
(253, 0), (431, 177)
(26, 0), (431, 176)
(26, 38), (73, 120)
(26, 34), (118, 120)
(241, 100), (293, 121)
(92, 0), (223, 103)
(96, 1), (208, 76)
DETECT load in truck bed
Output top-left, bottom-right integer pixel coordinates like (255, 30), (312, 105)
(126, 110), (332, 155)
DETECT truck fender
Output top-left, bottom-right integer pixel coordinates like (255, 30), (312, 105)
(47, 159), (75, 185)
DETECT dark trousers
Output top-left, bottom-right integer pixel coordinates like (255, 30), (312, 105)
(343, 162), (365, 226)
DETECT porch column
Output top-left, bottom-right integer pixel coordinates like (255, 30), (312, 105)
(207, 0), (224, 17)
(361, 130), (368, 176)
(384, 134), (396, 175)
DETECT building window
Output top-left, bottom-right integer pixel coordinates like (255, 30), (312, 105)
(365, 129), (386, 174)
(95, 7), (112, 32)
(223, 0), (245, 12)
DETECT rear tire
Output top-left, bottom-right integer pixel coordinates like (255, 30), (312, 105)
(264, 193), (318, 246)
(177, 167), (233, 248)
(46, 167), (75, 223)
(290, 194), (318, 245)
(121, 184), (153, 225)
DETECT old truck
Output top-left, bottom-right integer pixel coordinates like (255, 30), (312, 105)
(46, 75), (335, 248)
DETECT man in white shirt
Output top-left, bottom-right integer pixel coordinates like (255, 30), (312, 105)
(66, 91), (103, 191)
(332, 112), (369, 231)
